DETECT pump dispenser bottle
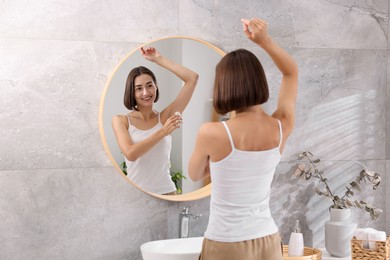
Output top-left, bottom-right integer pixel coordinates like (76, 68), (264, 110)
(288, 220), (304, 256)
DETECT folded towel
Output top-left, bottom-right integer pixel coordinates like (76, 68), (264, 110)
(354, 228), (386, 250)
(354, 228), (369, 248)
(367, 228), (386, 249)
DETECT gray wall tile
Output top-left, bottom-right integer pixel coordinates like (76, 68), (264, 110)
(0, 0), (179, 42)
(387, 160), (390, 235)
(0, 167), (175, 260)
(387, 50), (390, 160)
(0, 39), (139, 170)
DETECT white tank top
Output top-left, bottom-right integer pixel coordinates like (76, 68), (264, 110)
(204, 120), (282, 242)
(124, 112), (176, 194)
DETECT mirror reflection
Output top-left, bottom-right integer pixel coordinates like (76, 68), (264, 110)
(100, 37), (224, 196)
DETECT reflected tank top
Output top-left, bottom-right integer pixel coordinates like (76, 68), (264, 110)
(124, 112), (176, 194)
(204, 120), (282, 242)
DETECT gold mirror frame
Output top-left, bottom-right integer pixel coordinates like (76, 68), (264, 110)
(99, 36), (225, 201)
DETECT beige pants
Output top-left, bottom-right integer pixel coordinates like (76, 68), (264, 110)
(199, 233), (283, 260)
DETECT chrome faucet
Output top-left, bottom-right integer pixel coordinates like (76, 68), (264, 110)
(179, 206), (202, 238)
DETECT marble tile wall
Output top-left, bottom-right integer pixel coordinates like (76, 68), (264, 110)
(0, 0), (388, 259)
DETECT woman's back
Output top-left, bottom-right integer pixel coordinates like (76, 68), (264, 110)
(204, 110), (283, 242)
(208, 108), (285, 162)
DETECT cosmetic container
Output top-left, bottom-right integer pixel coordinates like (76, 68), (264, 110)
(288, 220), (304, 257)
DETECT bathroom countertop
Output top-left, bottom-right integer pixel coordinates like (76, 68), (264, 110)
(320, 249), (350, 260)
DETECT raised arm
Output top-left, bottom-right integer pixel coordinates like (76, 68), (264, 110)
(140, 46), (199, 121)
(242, 18), (298, 138)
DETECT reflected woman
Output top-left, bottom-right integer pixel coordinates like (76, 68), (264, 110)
(112, 46), (198, 195)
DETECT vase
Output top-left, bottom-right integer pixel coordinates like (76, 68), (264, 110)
(325, 208), (357, 257)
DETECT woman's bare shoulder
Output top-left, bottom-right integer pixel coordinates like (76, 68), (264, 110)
(112, 114), (129, 127)
(198, 121), (225, 138)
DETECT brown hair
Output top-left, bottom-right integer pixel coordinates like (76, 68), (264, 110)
(213, 49), (269, 115)
(124, 66), (159, 111)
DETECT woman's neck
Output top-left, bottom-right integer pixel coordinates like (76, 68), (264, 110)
(133, 107), (156, 121)
(235, 105), (265, 117)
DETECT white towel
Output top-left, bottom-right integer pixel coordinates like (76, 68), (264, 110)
(367, 228), (386, 250)
(354, 228), (386, 250)
(354, 228), (369, 248)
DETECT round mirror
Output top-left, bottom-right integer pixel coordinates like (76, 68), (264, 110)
(99, 36), (225, 201)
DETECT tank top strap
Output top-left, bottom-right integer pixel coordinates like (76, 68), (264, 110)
(221, 121), (235, 150)
(126, 113), (132, 127)
(276, 119), (283, 148)
(157, 111), (161, 123)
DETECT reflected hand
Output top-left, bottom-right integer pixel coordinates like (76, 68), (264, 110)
(241, 18), (270, 46)
(140, 46), (161, 62)
(162, 114), (182, 136)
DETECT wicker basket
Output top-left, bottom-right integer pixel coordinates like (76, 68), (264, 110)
(282, 245), (322, 260)
(351, 236), (390, 260)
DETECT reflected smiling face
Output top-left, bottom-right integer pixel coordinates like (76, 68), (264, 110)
(134, 74), (158, 108)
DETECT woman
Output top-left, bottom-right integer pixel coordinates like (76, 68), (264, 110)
(189, 18), (298, 259)
(113, 46), (198, 195)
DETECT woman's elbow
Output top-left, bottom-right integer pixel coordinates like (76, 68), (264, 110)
(194, 73), (199, 81)
(189, 166), (208, 182)
(289, 62), (299, 78)
(188, 169), (195, 181)
(188, 165), (200, 182)
(189, 171), (201, 182)
(123, 150), (139, 162)
(189, 73), (199, 85)
(283, 61), (298, 78)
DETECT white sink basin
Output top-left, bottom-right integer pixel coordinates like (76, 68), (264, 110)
(141, 237), (204, 260)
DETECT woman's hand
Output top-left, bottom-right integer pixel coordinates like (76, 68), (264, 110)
(161, 113), (182, 136)
(241, 18), (270, 47)
(140, 46), (161, 62)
